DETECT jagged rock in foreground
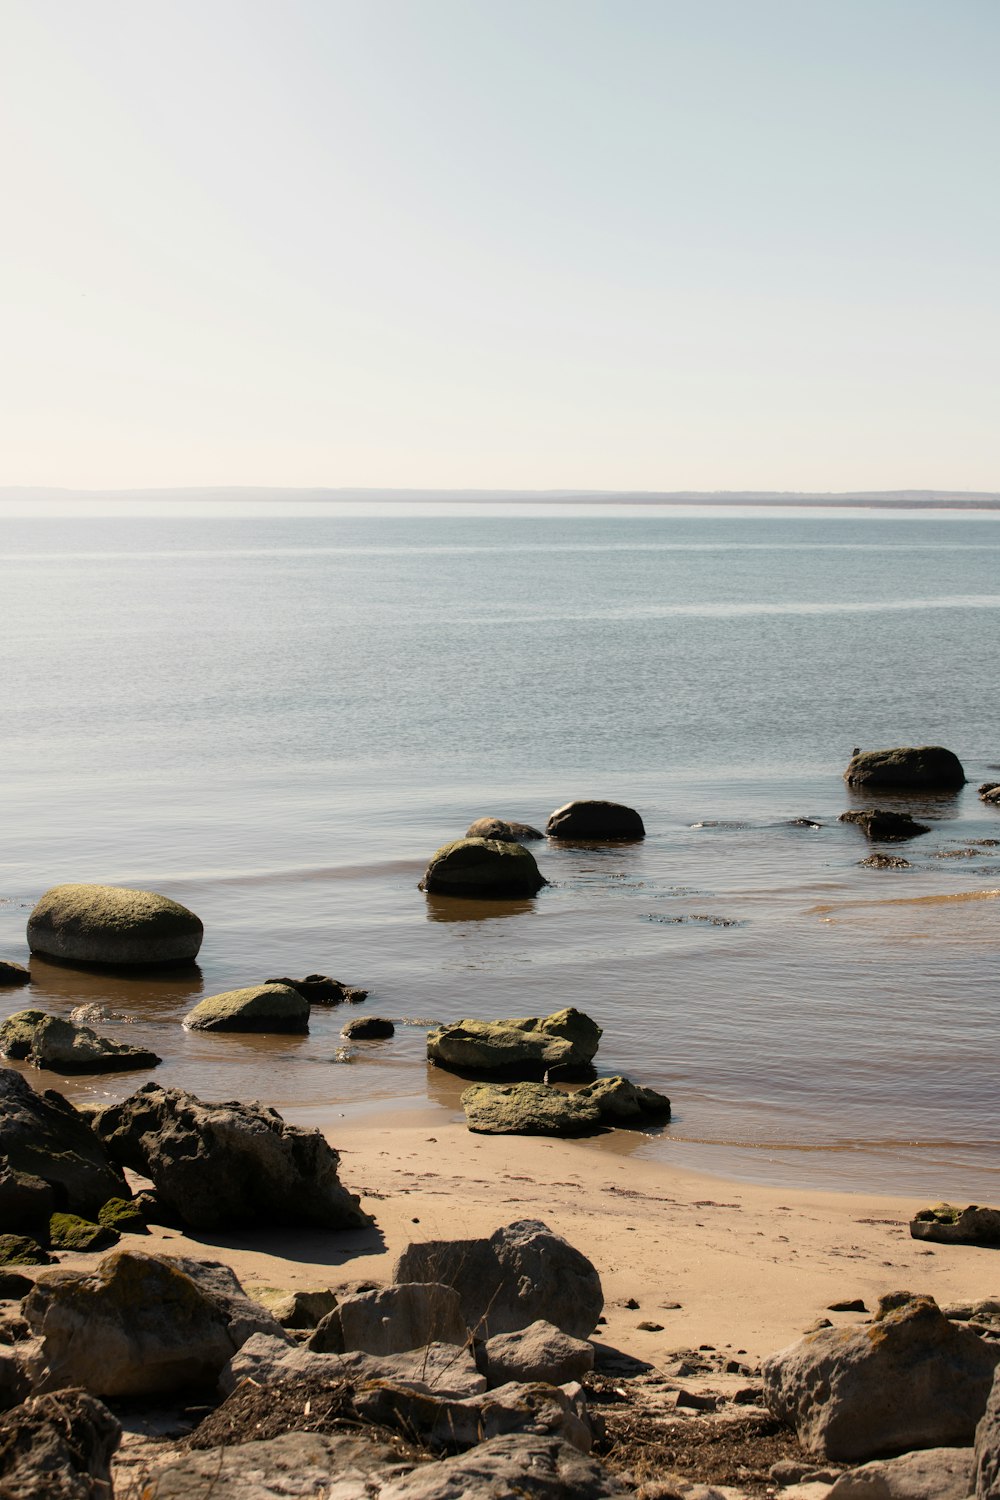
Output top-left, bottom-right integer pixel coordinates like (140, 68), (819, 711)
(26, 883), (203, 965)
(91, 1082), (370, 1230)
(428, 1008), (602, 1080)
(482, 1319), (595, 1387)
(839, 809), (930, 841)
(379, 1432), (632, 1499)
(910, 1202), (1000, 1247)
(419, 837), (547, 897)
(461, 1081), (603, 1136)
(827, 1445), (974, 1498)
(394, 1220), (603, 1340)
(0, 1388), (120, 1500)
(309, 1281), (468, 1355)
(545, 799), (645, 840)
(466, 817), (544, 841)
(354, 1377), (592, 1453)
(183, 982), (310, 1033)
(977, 1365), (1000, 1499)
(0, 1009), (160, 1073)
(0, 1068), (127, 1217)
(763, 1292), (1000, 1461)
(844, 745), (966, 790)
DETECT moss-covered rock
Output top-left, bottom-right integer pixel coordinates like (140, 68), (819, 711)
(546, 799), (645, 840)
(27, 884), (203, 965)
(419, 838), (546, 898)
(910, 1203), (1000, 1246)
(461, 1082), (603, 1136)
(0, 1010), (161, 1074)
(48, 1213), (120, 1252)
(183, 983), (309, 1034)
(0, 1234), (51, 1267)
(844, 746), (965, 791)
(428, 1007), (601, 1080)
(574, 1075), (671, 1122)
(97, 1197), (147, 1235)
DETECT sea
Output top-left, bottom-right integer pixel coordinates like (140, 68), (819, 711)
(1, 497), (998, 1198)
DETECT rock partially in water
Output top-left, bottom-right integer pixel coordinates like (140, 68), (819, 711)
(546, 800), (645, 840)
(574, 1075), (671, 1122)
(910, 1203), (1000, 1247)
(183, 983), (309, 1034)
(859, 853), (912, 869)
(0, 962), (29, 989)
(0, 1010), (160, 1074)
(980, 782), (1000, 805)
(845, 745), (966, 791)
(839, 808), (930, 841)
(419, 838), (546, 898)
(428, 1008), (601, 1080)
(26, 883), (203, 966)
(466, 817), (544, 841)
(0, 1068), (128, 1217)
(341, 1016), (394, 1040)
(461, 1082), (603, 1137)
(266, 974), (368, 1005)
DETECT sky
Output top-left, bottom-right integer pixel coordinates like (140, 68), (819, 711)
(1, 0), (997, 491)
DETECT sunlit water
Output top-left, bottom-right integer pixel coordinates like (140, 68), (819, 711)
(1, 499), (998, 1196)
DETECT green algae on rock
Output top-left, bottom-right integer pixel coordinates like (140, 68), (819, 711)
(844, 745), (966, 791)
(428, 1007), (601, 1080)
(27, 884), (203, 966)
(97, 1197), (148, 1235)
(461, 1081), (603, 1136)
(48, 1212), (120, 1253)
(419, 837), (546, 897)
(0, 1010), (161, 1074)
(183, 983), (309, 1034)
(0, 1233), (51, 1266)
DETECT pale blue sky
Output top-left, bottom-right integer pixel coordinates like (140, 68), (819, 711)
(2, 1), (997, 489)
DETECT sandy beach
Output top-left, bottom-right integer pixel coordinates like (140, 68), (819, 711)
(67, 1113), (999, 1366)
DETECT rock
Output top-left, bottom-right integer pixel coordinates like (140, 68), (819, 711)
(220, 1330), (485, 1399)
(419, 838), (547, 898)
(96, 1196), (147, 1234)
(183, 982), (309, 1033)
(0, 1236), (51, 1267)
(466, 818), (544, 842)
(976, 1364), (1000, 1498)
(0, 1010), (161, 1073)
(260, 1287), (337, 1329)
(828, 1300), (868, 1313)
(0, 1069), (127, 1216)
(910, 1203), (1000, 1247)
(23, 1249), (283, 1398)
(980, 783), (1000, 806)
(0, 1159), (54, 1239)
(355, 1378), (592, 1453)
(762, 1292), (1000, 1460)
(91, 1083), (369, 1230)
(341, 1016), (395, 1039)
(428, 1008), (602, 1080)
(844, 746), (966, 791)
(828, 1446), (974, 1498)
(380, 1431), (631, 1499)
(481, 1319), (594, 1387)
(26, 883), (203, 966)
(545, 799), (645, 840)
(0, 1273), (34, 1301)
(266, 974), (368, 1005)
(0, 1348), (31, 1413)
(574, 1075), (671, 1122)
(461, 1082), (603, 1137)
(309, 1281), (468, 1355)
(0, 1387), (120, 1499)
(839, 810), (931, 841)
(394, 1220), (603, 1340)
(129, 1189), (184, 1229)
(47, 1214), (119, 1253)
(0, 962), (30, 988)
(141, 1429), (408, 1500)
(859, 854), (912, 869)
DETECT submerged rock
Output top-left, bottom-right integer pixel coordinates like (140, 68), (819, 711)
(183, 983), (309, 1034)
(266, 974), (368, 1005)
(341, 1016), (394, 1039)
(910, 1203), (1000, 1247)
(844, 745), (966, 791)
(859, 853), (912, 869)
(428, 1008), (601, 1080)
(574, 1074), (671, 1122)
(0, 1069), (127, 1217)
(545, 800), (645, 840)
(0, 1010), (160, 1074)
(0, 962), (30, 989)
(466, 817), (544, 841)
(839, 809), (930, 841)
(26, 883), (203, 966)
(461, 1082), (603, 1137)
(419, 838), (546, 898)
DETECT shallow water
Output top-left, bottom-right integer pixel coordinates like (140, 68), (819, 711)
(1, 499), (998, 1196)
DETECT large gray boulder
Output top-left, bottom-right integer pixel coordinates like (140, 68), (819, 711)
(461, 1082), (603, 1137)
(394, 1221), (603, 1341)
(183, 983), (309, 1034)
(910, 1203), (1000, 1247)
(545, 800), (644, 840)
(419, 839), (546, 898)
(0, 1010), (160, 1074)
(976, 1364), (1000, 1499)
(428, 1008), (601, 1081)
(0, 1069), (127, 1217)
(309, 1282), (468, 1355)
(380, 1432), (631, 1499)
(90, 1083), (369, 1231)
(828, 1447), (974, 1498)
(221, 1331), (485, 1399)
(0, 1388), (121, 1500)
(27, 884), (203, 966)
(481, 1320), (594, 1388)
(844, 746), (966, 791)
(762, 1293), (1000, 1461)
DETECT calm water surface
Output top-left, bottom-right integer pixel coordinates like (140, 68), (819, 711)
(1, 500), (998, 1196)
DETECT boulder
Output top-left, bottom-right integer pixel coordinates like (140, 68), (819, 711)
(0, 1236), (51, 1267)
(466, 818), (543, 842)
(394, 1220), (603, 1340)
(23, 1249), (284, 1398)
(574, 1075), (672, 1122)
(762, 1293), (1000, 1460)
(26, 884), (203, 966)
(309, 1282), (467, 1355)
(828, 1446), (973, 1498)
(47, 1214), (119, 1253)
(461, 1082), (603, 1137)
(265, 974), (368, 1005)
(96, 1197), (147, 1235)
(0, 962), (30, 988)
(844, 746), (966, 791)
(419, 838), (547, 898)
(141, 1430), (408, 1500)
(379, 1431), (632, 1499)
(976, 1364), (1000, 1498)
(0, 1388), (120, 1499)
(0, 1273), (34, 1302)
(0, 1159), (54, 1239)
(260, 1287), (337, 1329)
(839, 810), (930, 841)
(90, 1083), (369, 1231)
(341, 1016), (395, 1039)
(354, 1377), (591, 1454)
(221, 1330), (485, 1399)
(0, 1068), (128, 1216)
(911, 1203), (1000, 1247)
(428, 1008), (601, 1080)
(0, 1010), (160, 1073)
(183, 982), (309, 1033)
(980, 783), (1000, 806)
(545, 800), (645, 840)
(481, 1319), (594, 1387)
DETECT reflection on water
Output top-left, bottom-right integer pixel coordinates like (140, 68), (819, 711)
(422, 892), (540, 924)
